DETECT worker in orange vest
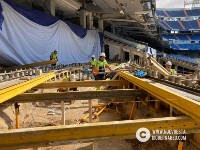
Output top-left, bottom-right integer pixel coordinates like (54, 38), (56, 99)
(92, 52), (112, 80)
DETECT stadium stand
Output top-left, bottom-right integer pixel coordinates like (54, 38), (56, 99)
(162, 34), (200, 40)
(157, 7), (200, 51)
(160, 20), (200, 31)
(166, 54), (198, 64)
(170, 43), (200, 50)
(156, 9), (200, 17)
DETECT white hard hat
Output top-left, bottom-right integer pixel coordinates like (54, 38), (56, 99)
(69, 74), (76, 81)
(165, 61), (172, 66)
(100, 52), (106, 57)
(92, 55), (95, 58)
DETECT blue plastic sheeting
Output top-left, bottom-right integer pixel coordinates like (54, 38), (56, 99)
(134, 70), (147, 78)
(64, 20), (87, 38)
(0, 3), (3, 30)
(98, 32), (103, 51)
(0, 1), (101, 65)
(4, 0), (58, 26)
(4, 0), (95, 39)
(3, 0), (103, 45)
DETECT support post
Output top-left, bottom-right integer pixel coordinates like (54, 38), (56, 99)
(98, 19), (104, 32)
(89, 99), (98, 150)
(61, 101), (65, 125)
(93, 142), (98, 150)
(170, 105), (173, 117)
(45, 0), (55, 16)
(129, 102), (135, 120)
(194, 133), (200, 147)
(177, 141), (184, 150)
(15, 103), (20, 129)
(155, 101), (160, 112)
(89, 100), (92, 123)
(79, 9), (87, 28)
(87, 12), (93, 29)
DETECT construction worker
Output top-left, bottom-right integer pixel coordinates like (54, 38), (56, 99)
(90, 55), (96, 66)
(50, 50), (58, 66)
(58, 74), (77, 92)
(92, 52), (112, 80)
(165, 61), (177, 75)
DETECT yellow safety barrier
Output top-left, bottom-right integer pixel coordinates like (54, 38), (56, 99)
(118, 71), (200, 122)
(0, 72), (55, 103)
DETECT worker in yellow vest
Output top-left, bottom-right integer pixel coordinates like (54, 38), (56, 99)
(50, 50), (58, 66)
(90, 55), (96, 66)
(58, 74), (77, 92)
(165, 61), (177, 75)
(92, 52), (112, 80)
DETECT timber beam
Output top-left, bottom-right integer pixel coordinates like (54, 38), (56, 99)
(0, 116), (199, 149)
(0, 73), (55, 104)
(118, 72), (200, 122)
(34, 80), (130, 89)
(6, 89), (146, 104)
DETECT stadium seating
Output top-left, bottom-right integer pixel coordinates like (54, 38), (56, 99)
(186, 9), (200, 16)
(170, 43), (200, 50)
(157, 8), (200, 51)
(165, 10), (185, 17)
(163, 34), (200, 40)
(156, 10), (167, 17)
(166, 54), (198, 64)
(188, 35), (200, 40)
(156, 9), (200, 17)
(160, 20), (200, 31)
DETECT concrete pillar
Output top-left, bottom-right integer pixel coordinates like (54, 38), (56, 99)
(87, 12), (93, 30)
(45, 0), (56, 16)
(98, 19), (104, 32)
(80, 9), (87, 28)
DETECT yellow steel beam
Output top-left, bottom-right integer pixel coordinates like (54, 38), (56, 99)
(118, 72), (200, 122)
(34, 80), (130, 89)
(0, 72), (55, 103)
(0, 60), (57, 73)
(0, 116), (199, 149)
(7, 89), (146, 103)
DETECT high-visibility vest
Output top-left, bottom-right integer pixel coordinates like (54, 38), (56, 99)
(50, 52), (57, 59)
(63, 75), (70, 82)
(170, 69), (177, 75)
(90, 59), (96, 66)
(95, 59), (108, 71)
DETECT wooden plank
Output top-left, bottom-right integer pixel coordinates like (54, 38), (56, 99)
(0, 116), (199, 149)
(34, 80), (130, 89)
(150, 57), (169, 76)
(7, 89), (146, 104)
(0, 60), (57, 73)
